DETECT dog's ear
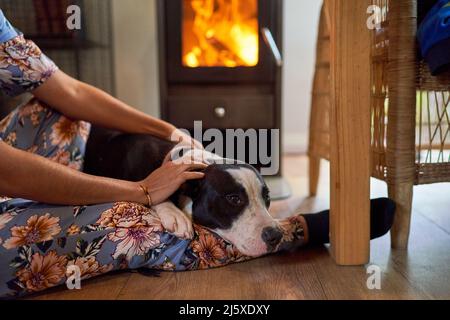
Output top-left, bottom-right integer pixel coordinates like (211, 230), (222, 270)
(179, 178), (203, 200)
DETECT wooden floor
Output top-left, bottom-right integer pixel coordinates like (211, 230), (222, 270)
(28, 155), (450, 300)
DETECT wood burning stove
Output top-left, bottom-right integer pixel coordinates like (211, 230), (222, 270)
(157, 0), (283, 176)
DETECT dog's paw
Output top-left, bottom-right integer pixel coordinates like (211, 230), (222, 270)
(153, 202), (194, 240)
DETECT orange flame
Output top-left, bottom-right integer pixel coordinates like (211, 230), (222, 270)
(182, 0), (259, 68)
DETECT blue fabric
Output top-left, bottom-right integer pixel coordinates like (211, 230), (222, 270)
(0, 10), (19, 43)
(417, 0), (450, 74)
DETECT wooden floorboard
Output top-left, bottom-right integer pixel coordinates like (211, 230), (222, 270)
(387, 212), (450, 299)
(310, 245), (429, 300)
(27, 155), (450, 300)
(118, 252), (328, 300)
(26, 271), (131, 300)
(412, 184), (450, 235)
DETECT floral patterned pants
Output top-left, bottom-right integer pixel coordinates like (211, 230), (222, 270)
(0, 99), (306, 299)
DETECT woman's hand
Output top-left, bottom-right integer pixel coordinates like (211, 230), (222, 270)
(138, 160), (207, 205)
(170, 128), (204, 150)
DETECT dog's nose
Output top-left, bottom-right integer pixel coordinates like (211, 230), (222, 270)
(261, 227), (283, 248)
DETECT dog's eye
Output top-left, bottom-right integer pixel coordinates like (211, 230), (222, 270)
(264, 196), (271, 207)
(226, 194), (243, 206)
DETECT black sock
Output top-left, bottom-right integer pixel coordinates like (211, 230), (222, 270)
(302, 198), (396, 246)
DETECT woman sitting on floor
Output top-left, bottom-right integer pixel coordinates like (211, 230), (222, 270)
(0, 10), (395, 299)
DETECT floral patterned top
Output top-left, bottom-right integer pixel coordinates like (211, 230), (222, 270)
(0, 9), (59, 146)
(0, 35), (58, 97)
(0, 10), (58, 97)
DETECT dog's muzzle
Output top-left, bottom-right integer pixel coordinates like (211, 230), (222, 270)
(261, 226), (283, 251)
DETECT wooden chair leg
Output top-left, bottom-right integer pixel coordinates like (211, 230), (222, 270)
(388, 181), (414, 249)
(309, 155), (321, 197)
(385, 0), (417, 250)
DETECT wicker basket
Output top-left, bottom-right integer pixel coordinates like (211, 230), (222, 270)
(371, 0), (450, 185)
(309, 0), (450, 248)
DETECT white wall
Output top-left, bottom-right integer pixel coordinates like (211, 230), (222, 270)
(112, 0), (160, 117)
(282, 0), (322, 153)
(112, 0), (322, 154)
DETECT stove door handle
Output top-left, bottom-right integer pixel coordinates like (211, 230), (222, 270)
(261, 27), (283, 67)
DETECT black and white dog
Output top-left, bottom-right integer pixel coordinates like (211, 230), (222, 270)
(84, 127), (283, 257)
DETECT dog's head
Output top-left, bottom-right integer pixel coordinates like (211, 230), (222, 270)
(185, 163), (283, 257)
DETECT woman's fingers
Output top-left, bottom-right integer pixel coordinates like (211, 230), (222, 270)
(192, 139), (204, 150)
(175, 161), (207, 173)
(141, 159), (207, 205)
(184, 161), (208, 170)
(182, 171), (205, 181)
(172, 152), (209, 166)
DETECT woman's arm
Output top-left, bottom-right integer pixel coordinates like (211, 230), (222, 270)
(32, 70), (201, 147)
(0, 141), (206, 206)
